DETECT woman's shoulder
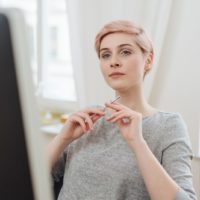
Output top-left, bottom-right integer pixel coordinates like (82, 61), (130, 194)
(155, 111), (191, 144)
(144, 110), (184, 123)
(145, 110), (189, 139)
(155, 110), (186, 128)
(158, 110), (182, 119)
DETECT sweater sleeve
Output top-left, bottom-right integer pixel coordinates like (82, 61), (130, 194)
(51, 146), (69, 182)
(161, 113), (197, 200)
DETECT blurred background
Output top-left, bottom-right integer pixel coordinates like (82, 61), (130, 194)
(0, 0), (199, 198)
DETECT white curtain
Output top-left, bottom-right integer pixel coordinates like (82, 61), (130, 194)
(148, 0), (200, 155)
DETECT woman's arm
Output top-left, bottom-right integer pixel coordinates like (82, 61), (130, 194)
(106, 103), (179, 200)
(129, 139), (179, 200)
(105, 102), (178, 199)
(47, 132), (73, 169)
(48, 107), (105, 169)
(105, 103), (196, 200)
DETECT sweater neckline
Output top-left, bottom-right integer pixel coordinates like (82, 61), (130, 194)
(142, 110), (161, 120)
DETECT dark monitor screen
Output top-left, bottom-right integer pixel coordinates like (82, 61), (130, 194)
(0, 13), (35, 199)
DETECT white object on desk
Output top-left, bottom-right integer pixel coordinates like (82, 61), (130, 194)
(41, 123), (64, 135)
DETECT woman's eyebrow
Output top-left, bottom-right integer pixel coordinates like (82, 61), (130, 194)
(100, 47), (110, 53)
(100, 44), (133, 53)
(118, 43), (133, 48)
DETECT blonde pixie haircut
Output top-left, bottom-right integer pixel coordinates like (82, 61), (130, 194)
(95, 20), (154, 57)
(95, 20), (154, 78)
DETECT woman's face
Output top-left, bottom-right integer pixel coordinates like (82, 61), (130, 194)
(99, 32), (148, 92)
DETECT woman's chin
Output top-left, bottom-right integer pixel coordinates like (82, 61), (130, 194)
(107, 79), (140, 92)
(106, 79), (135, 92)
(109, 84), (129, 92)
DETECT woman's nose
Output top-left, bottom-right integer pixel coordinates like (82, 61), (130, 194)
(110, 55), (121, 68)
(111, 63), (120, 68)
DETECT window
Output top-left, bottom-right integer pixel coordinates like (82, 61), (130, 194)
(1, 0), (77, 112)
(42, 0), (76, 102)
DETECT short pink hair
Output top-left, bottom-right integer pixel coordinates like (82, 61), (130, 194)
(95, 20), (154, 58)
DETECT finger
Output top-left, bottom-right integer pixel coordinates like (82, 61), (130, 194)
(110, 113), (131, 123)
(91, 114), (101, 121)
(83, 108), (105, 115)
(105, 102), (122, 111)
(94, 112), (106, 121)
(76, 112), (93, 130)
(89, 109), (105, 121)
(106, 110), (123, 121)
(71, 115), (87, 132)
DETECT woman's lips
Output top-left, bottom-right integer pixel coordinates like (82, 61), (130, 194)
(109, 73), (125, 78)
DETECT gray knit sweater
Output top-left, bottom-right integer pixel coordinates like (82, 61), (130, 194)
(52, 107), (197, 200)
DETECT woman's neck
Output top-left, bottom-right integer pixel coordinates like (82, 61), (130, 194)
(115, 88), (158, 118)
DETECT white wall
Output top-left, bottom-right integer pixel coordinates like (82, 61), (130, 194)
(149, 0), (200, 155)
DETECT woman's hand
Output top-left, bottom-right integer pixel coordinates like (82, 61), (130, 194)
(60, 108), (105, 142)
(105, 102), (144, 144)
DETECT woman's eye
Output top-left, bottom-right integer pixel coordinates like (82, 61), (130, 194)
(101, 53), (111, 59)
(121, 50), (131, 56)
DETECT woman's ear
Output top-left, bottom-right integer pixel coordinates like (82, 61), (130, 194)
(144, 52), (153, 71)
(143, 52), (154, 80)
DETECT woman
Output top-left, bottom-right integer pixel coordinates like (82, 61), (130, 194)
(48, 20), (197, 200)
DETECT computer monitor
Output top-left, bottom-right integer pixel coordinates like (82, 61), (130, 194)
(0, 8), (53, 200)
